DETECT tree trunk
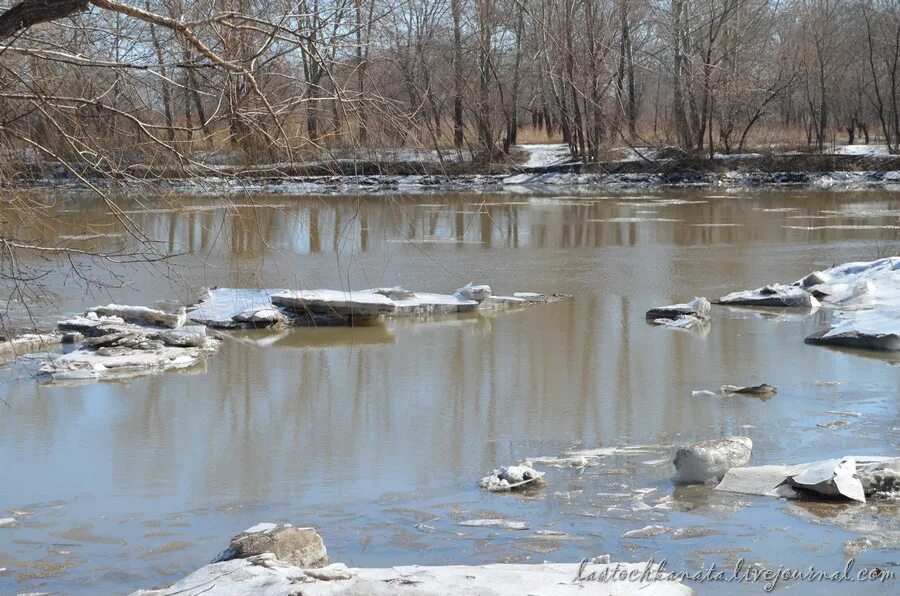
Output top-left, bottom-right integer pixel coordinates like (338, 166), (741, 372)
(504, 4), (524, 152)
(451, 0), (464, 149)
(476, 0), (493, 156)
(146, 4), (175, 143)
(672, 0), (693, 149)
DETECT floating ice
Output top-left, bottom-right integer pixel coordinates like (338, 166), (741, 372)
(458, 519), (529, 530)
(716, 456), (900, 503)
(621, 525), (671, 539)
(190, 285), (569, 328)
(720, 384), (777, 397)
(717, 283), (819, 308)
(0, 333), (59, 365)
(646, 297), (711, 331)
(85, 304), (186, 329)
(37, 311), (219, 384)
(132, 558), (692, 595)
(673, 437), (753, 484)
(271, 289), (398, 320)
(801, 258), (899, 350)
(478, 464), (546, 492)
(715, 257), (899, 351)
(646, 297), (711, 321)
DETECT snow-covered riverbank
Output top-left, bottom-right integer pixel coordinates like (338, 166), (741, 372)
(8, 143), (900, 195)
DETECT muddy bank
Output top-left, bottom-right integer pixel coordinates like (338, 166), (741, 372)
(5, 152), (900, 193)
(116, 168), (900, 195)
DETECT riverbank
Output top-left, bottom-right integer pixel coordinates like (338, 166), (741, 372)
(5, 145), (900, 194)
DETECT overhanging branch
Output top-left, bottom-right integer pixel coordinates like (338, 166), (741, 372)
(0, 0), (89, 42)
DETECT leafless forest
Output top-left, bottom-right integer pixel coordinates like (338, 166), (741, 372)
(0, 0), (899, 173)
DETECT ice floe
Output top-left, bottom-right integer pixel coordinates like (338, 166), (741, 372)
(692, 384), (777, 399)
(85, 304), (186, 329)
(716, 456), (900, 503)
(673, 437), (753, 484)
(4, 283), (570, 384)
(190, 285), (569, 329)
(720, 384), (777, 397)
(479, 464), (546, 492)
(801, 258), (900, 350)
(646, 297), (711, 330)
(29, 307), (219, 383)
(715, 257), (899, 351)
(0, 333), (59, 365)
(716, 283), (819, 308)
(38, 324), (218, 383)
(458, 519), (529, 530)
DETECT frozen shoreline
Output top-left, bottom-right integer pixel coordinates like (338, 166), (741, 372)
(133, 558), (693, 595)
(7, 143), (900, 194)
(86, 169), (900, 195)
(131, 524), (692, 595)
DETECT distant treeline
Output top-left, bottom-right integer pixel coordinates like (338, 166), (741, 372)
(0, 0), (899, 170)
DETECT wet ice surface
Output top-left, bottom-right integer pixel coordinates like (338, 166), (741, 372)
(1, 190), (899, 594)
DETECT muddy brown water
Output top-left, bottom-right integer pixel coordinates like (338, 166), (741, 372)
(0, 189), (899, 594)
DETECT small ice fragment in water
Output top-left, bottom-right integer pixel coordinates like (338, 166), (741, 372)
(720, 384), (777, 397)
(622, 525), (672, 539)
(646, 297), (711, 321)
(243, 522), (279, 534)
(673, 437), (752, 484)
(458, 519), (529, 530)
(478, 464), (545, 492)
(455, 282), (492, 302)
(692, 390), (719, 398)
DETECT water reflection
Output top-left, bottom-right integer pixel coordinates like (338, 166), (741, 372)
(3, 192), (897, 266)
(0, 190), (898, 594)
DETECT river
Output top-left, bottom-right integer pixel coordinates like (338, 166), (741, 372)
(0, 189), (898, 594)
